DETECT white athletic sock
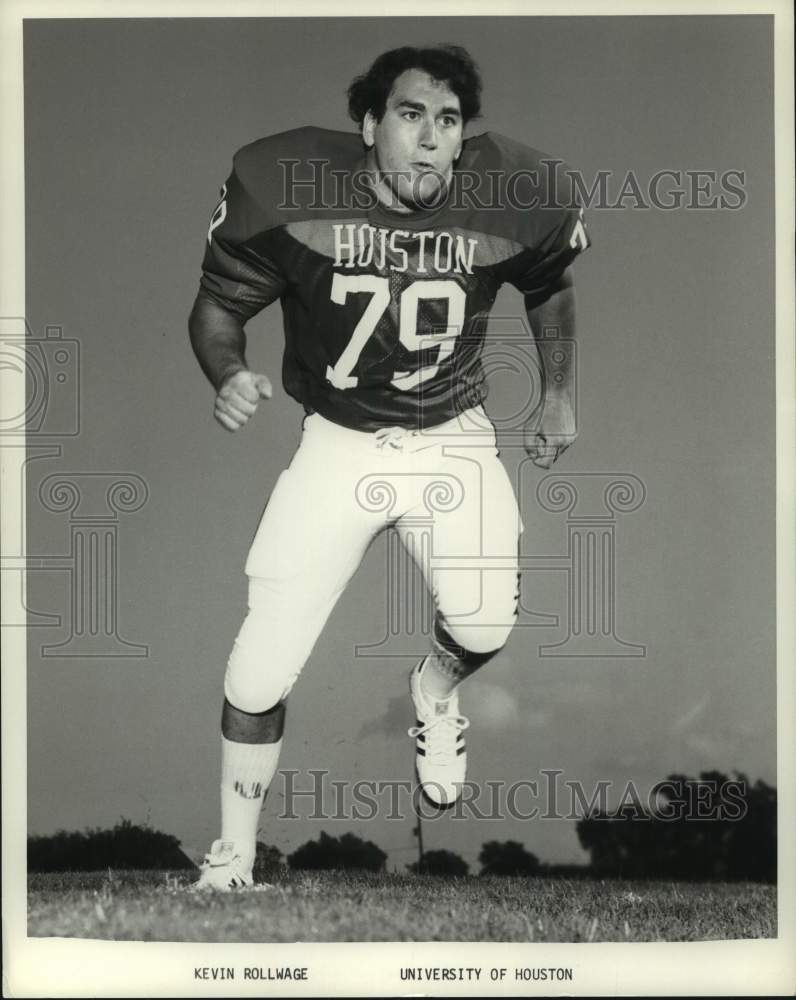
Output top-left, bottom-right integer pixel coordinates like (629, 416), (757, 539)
(219, 736), (282, 871)
(420, 653), (461, 702)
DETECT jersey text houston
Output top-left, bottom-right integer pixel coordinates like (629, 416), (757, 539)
(198, 126), (589, 430)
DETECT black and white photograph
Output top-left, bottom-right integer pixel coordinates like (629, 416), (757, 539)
(2, 2), (794, 996)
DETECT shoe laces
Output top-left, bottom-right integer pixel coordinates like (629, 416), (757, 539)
(408, 711), (470, 757)
(202, 840), (237, 868)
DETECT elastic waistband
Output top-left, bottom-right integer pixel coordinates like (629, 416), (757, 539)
(304, 406), (496, 452)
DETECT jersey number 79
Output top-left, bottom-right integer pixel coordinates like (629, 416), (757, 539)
(326, 274), (466, 391)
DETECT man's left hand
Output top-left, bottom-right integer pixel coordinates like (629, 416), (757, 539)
(524, 397), (577, 469)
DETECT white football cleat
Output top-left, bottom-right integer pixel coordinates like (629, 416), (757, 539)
(192, 839), (256, 892)
(408, 658), (470, 808)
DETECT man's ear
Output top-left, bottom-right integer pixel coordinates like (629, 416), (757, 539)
(362, 111), (377, 148)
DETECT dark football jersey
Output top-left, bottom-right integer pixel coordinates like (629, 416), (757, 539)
(197, 126), (589, 431)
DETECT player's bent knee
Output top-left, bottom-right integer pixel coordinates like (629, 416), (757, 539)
(223, 670), (289, 715)
(224, 630), (301, 714)
(463, 625), (514, 655)
(434, 618), (514, 665)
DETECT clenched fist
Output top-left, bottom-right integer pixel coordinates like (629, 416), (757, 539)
(214, 369), (273, 431)
(524, 396), (577, 469)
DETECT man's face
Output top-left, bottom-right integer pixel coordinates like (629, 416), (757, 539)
(363, 69), (463, 211)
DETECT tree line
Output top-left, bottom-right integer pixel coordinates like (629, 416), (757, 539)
(576, 772), (776, 883)
(27, 772), (776, 883)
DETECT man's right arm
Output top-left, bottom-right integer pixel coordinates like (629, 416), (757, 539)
(188, 294), (272, 432)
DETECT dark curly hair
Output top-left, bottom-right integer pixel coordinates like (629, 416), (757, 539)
(347, 45), (482, 126)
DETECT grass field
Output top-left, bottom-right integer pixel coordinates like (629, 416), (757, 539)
(27, 869), (776, 943)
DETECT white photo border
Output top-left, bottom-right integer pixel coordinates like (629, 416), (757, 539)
(1, 1), (793, 996)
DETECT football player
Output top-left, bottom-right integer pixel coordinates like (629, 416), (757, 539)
(189, 44), (589, 889)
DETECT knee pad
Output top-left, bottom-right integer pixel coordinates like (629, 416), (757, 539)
(221, 697), (285, 743)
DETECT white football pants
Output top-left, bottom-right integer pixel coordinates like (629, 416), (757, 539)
(224, 404), (523, 713)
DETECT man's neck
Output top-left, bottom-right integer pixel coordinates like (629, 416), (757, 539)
(364, 150), (412, 214)
(364, 149), (450, 216)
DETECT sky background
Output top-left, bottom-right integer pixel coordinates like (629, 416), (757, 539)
(20, 15), (775, 872)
